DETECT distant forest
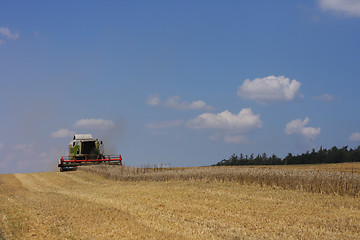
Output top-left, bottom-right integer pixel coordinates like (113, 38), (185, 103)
(213, 146), (360, 166)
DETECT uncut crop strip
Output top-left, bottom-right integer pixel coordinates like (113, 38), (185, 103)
(81, 165), (360, 197)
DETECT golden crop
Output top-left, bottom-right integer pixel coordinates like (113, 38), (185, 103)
(0, 163), (359, 239)
(81, 163), (360, 196)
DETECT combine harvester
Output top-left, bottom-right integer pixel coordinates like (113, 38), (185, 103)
(58, 134), (122, 172)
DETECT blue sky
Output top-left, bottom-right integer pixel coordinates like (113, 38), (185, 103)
(1, 0), (360, 174)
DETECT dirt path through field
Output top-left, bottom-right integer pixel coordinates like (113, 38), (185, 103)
(1, 171), (360, 239)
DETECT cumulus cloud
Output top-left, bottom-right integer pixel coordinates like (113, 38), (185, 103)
(51, 128), (75, 138)
(318, 0), (360, 17)
(146, 94), (214, 111)
(223, 135), (249, 144)
(0, 27), (19, 40)
(237, 76), (302, 104)
(187, 109), (261, 144)
(0, 27), (19, 44)
(349, 132), (360, 142)
(12, 142), (36, 156)
(285, 117), (321, 140)
(146, 120), (184, 129)
(186, 108), (262, 133)
(312, 94), (336, 103)
(74, 118), (116, 129)
(164, 96), (215, 111)
(146, 94), (161, 106)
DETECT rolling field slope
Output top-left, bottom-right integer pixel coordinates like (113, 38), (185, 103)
(0, 167), (360, 239)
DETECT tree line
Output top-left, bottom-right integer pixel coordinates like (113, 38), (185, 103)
(213, 146), (360, 166)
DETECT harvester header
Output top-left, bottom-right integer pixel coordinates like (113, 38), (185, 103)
(58, 134), (122, 171)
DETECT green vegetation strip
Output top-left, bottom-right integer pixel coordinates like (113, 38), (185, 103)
(215, 145), (360, 166)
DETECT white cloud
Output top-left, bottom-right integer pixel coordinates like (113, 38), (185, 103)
(285, 117), (321, 140)
(312, 94), (336, 102)
(40, 152), (48, 158)
(164, 96), (215, 111)
(51, 128), (75, 138)
(146, 94), (161, 106)
(146, 94), (214, 110)
(318, 0), (360, 17)
(186, 108), (262, 133)
(146, 120), (184, 129)
(237, 76), (302, 104)
(12, 142), (36, 156)
(223, 135), (249, 144)
(349, 132), (360, 142)
(74, 118), (115, 129)
(0, 154), (13, 172)
(0, 27), (19, 40)
(208, 134), (221, 141)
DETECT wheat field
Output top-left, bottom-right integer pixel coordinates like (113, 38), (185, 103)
(0, 163), (360, 239)
(82, 163), (360, 196)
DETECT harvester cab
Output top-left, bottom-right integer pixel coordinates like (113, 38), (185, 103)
(69, 134), (104, 160)
(58, 134), (122, 172)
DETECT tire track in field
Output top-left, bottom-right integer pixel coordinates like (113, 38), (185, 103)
(17, 172), (194, 239)
(2, 171), (360, 239)
(11, 172), (188, 239)
(14, 172), (225, 239)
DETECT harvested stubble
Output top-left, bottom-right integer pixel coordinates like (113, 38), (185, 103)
(2, 171), (360, 239)
(81, 165), (360, 196)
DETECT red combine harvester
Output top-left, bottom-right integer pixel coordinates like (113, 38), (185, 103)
(58, 134), (122, 172)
